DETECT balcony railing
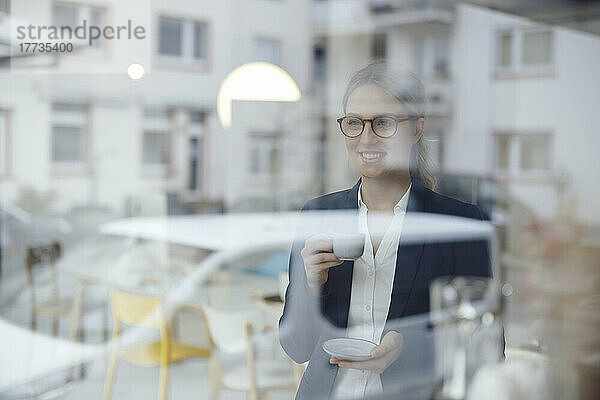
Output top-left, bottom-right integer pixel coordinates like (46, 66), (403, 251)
(313, 0), (455, 34)
(370, 0), (454, 14)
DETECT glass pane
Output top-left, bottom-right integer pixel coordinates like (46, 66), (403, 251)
(254, 38), (281, 65)
(522, 31), (552, 65)
(159, 17), (183, 56)
(520, 135), (550, 170)
(193, 23), (206, 60)
(52, 103), (87, 113)
(0, 0), (8, 14)
(52, 3), (79, 26)
(371, 33), (387, 60)
(495, 135), (510, 170)
(52, 126), (84, 162)
(499, 32), (512, 67)
(190, 111), (204, 123)
(313, 45), (327, 80)
(143, 131), (170, 164)
(433, 36), (449, 78)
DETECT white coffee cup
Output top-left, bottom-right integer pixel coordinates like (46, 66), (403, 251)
(332, 233), (365, 260)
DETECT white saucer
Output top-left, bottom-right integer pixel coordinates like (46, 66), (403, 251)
(322, 338), (377, 361)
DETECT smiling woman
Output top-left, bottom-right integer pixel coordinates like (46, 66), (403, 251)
(279, 62), (494, 400)
(341, 63), (436, 190)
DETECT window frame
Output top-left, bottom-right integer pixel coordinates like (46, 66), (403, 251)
(414, 34), (450, 80)
(494, 131), (553, 179)
(253, 36), (282, 66)
(494, 26), (555, 78)
(50, 102), (90, 174)
(51, 1), (108, 53)
(141, 108), (173, 177)
(157, 15), (210, 70)
(185, 110), (206, 195)
(0, 0), (10, 14)
(247, 132), (280, 185)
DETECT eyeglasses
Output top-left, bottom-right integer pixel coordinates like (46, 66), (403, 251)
(337, 115), (420, 138)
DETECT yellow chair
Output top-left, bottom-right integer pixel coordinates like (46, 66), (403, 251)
(103, 290), (211, 400)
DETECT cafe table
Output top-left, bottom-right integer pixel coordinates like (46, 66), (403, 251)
(58, 211), (495, 342)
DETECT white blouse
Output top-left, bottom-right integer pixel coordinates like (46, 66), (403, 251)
(331, 183), (411, 400)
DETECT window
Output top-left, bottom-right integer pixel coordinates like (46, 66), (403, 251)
(498, 31), (512, 67)
(254, 38), (281, 65)
(522, 31), (552, 66)
(494, 133), (552, 175)
(187, 111), (205, 192)
(520, 135), (551, 171)
(0, 0), (9, 14)
(414, 35), (449, 79)
(159, 17), (183, 56)
(313, 45), (327, 80)
(158, 16), (208, 64)
(495, 135), (510, 170)
(52, 2), (106, 49)
(0, 110), (6, 175)
(371, 33), (387, 60)
(495, 28), (553, 75)
(51, 103), (88, 168)
(142, 109), (171, 168)
(248, 133), (280, 183)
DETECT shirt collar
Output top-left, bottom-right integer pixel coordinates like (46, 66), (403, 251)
(358, 182), (412, 214)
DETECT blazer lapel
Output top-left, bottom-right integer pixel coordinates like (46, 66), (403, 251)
(388, 179), (427, 320)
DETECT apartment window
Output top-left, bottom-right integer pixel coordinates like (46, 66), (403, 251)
(254, 38), (281, 65)
(52, 2), (105, 48)
(494, 133), (552, 175)
(187, 111), (205, 192)
(371, 33), (387, 60)
(51, 103), (88, 167)
(0, 110), (6, 175)
(520, 135), (551, 171)
(142, 109), (171, 167)
(158, 17), (208, 64)
(414, 35), (449, 79)
(313, 45), (327, 80)
(522, 31), (552, 65)
(249, 133), (280, 183)
(0, 0), (9, 14)
(495, 28), (553, 75)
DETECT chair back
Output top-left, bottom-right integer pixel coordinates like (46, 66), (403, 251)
(109, 290), (164, 329)
(202, 302), (266, 353)
(25, 242), (62, 310)
(25, 242), (61, 285)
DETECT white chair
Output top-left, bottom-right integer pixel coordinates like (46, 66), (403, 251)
(202, 302), (297, 400)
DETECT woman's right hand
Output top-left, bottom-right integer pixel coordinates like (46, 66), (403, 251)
(300, 234), (344, 293)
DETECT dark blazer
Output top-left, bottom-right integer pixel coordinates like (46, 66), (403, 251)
(279, 178), (492, 400)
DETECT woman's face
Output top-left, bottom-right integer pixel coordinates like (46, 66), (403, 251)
(344, 83), (424, 179)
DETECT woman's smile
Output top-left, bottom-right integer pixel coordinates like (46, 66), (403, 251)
(358, 150), (387, 164)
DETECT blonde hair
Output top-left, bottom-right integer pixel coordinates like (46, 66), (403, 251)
(342, 61), (437, 190)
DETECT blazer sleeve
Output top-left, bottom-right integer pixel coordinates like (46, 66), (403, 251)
(278, 204), (326, 364)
